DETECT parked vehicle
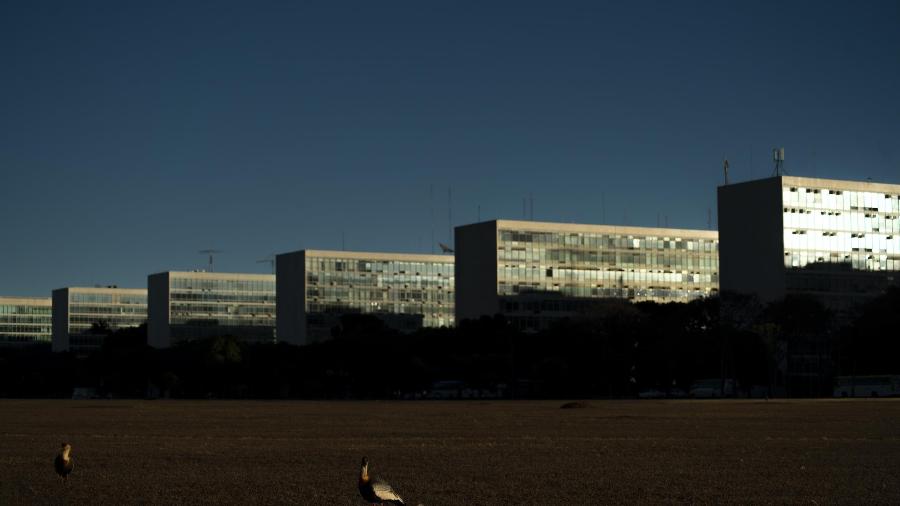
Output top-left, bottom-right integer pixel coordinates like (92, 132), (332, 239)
(638, 388), (666, 399)
(833, 375), (900, 398)
(424, 380), (470, 399)
(689, 379), (735, 398)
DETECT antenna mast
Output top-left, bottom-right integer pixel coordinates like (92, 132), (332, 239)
(723, 157), (729, 185)
(447, 186), (452, 248)
(199, 249), (222, 272)
(772, 147), (786, 176)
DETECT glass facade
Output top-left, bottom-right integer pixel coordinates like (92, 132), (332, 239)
(63, 288), (148, 351)
(781, 181), (900, 296)
(304, 252), (454, 340)
(496, 226), (719, 303)
(0, 297), (52, 347)
(167, 273), (276, 343)
(782, 185), (900, 271)
(68, 291), (147, 334)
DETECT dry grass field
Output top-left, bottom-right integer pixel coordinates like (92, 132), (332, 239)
(1, 399), (898, 505)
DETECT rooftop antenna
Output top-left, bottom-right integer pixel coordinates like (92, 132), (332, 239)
(199, 249), (222, 272)
(256, 254), (275, 274)
(772, 147), (786, 176)
(447, 186), (453, 248)
(430, 184), (435, 254)
(723, 157), (729, 185)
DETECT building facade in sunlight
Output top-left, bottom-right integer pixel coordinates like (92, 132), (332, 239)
(0, 296), (52, 348)
(148, 271), (276, 348)
(718, 175), (900, 308)
(455, 220), (719, 331)
(52, 287), (147, 352)
(276, 250), (454, 345)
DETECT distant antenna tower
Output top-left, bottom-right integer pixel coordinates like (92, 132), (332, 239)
(723, 157), (729, 185)
(772, 147), (786, 176)
(199, 249), (222, 272)
(256, 254), (275, 274)
(447, 186), (453, 248)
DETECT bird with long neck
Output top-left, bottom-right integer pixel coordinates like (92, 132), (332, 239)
(358, 457), (405, 505)
(54, 443), (74, 483)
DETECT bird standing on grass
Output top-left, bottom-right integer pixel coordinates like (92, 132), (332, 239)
(358, 456), (405, 505)
(54, 443), (74, 482)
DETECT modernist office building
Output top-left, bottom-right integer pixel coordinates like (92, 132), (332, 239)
(456, 220), (719, 330)
(277, 249), (455, 345)
(148, 271), (276, 348)
(0, 296), (52, 348)
(51, 286), (147, 352)
(718, 175), (900, 307)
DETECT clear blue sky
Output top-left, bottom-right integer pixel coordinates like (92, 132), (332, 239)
(2, 1), (898, 296)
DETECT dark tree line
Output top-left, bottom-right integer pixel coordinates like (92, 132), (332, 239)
(0, 287), (896, 399)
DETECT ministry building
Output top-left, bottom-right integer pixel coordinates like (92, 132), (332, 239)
(455, 220), (719, 330)
(0, 296), (52, 348)
(148, 271), (276, 348)
(276, 249), (454, 345)
(52, 286), (147, 352)
(718, 176), (900, 308)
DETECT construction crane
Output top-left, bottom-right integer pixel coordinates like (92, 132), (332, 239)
(199, 249), (223, 272)
(257, 254), (275, 274)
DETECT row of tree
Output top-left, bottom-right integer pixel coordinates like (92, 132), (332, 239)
(0, 287), (896, 399)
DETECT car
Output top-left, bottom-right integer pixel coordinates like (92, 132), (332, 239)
(425, 380), (467, 399)
(689, 379), (735, 398)
(638, 388), (666, 399)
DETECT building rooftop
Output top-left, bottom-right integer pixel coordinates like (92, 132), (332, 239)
(720, 175), (900, 194)
(281, 249), (454, 263)
(0, 296), (51, 305)
(465, 219), (718, 239)
(54, 286), (147, 294)
(151, 271), (275, 280)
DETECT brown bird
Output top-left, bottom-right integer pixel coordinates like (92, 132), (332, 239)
(358, 456), (405, 505)
(54, 442), (74, 482)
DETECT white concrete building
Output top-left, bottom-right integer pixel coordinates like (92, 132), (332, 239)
(148, 271), (276, 348)
(455, 220), (719, 331)
(0, 296), (52, 348)
(276, 250), (454, 345)
(718, 175), (900, 307)
(52, 286), (147, 352)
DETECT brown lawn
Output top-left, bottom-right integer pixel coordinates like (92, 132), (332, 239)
(1, 399), (898, 505)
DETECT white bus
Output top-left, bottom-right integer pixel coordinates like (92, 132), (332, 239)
(833, 375), (900, 398)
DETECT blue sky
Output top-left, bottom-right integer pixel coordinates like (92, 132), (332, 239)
(2, 1), (898, 296)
